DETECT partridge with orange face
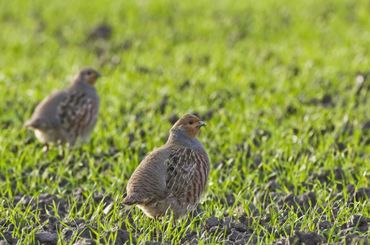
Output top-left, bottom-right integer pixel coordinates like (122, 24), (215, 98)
(123, 114), (210, 218)
(24, 68), (101, 146)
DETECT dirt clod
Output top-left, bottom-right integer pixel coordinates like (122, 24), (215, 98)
(144, 242), (161, 245)
(179, 80), (191, 90)
(321, 94), (333, 106)
(227, 229), (243, 242)
(289, 231), (326, 245)
(266, 179), (280, 191)
(206, 216), (220, 229)
(158, 95), (169, 114)
(354, 187), (370, 201)
(74, 239), (94, 245)
(362, 121), (370, 132)
(115, 229), (130, 244)
(88, 23), (113, 41)
(345, 234), (369, 245)
(35, 232), (58, 245)
(318, 220), (332, 230)
(347, 215), (369, 232)
(225, 193), (235, 206)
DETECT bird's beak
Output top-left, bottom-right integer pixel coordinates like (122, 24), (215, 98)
(198, 121), (206, 127)
(96, 72), (101, 78)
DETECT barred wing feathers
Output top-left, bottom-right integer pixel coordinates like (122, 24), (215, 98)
(57, 90), (98, 140)
(166, 147), (210, 206)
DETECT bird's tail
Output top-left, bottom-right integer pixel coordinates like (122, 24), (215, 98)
(122, 194), (139, 206)
(24, 118), (46, 130)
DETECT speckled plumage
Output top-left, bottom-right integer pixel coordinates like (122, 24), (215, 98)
(123, 114), (210, 218)
(24, 68), (100, 146)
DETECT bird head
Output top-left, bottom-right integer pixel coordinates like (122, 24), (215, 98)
(171, 114), (206, 138)
(76, 68), (101, 85)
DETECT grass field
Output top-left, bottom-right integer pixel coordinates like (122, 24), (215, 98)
(0, 0), (369, 244)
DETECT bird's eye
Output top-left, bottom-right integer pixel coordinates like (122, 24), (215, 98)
(189, 121), (194, 125)
(87, 71), (92, 75)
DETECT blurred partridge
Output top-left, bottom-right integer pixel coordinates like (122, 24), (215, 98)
(123, 114), (210, 218)
(24, 68), (101, 146)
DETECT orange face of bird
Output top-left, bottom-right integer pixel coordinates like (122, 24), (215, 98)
(78, 68), (101, 85)
(172, 114), (206, 138)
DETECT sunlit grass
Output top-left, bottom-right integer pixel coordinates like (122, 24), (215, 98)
(0, 0), (369, 243)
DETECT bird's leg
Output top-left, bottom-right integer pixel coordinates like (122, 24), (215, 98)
(42, 144), (49, 153)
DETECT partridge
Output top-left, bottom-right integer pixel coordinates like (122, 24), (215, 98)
(123, 114), (210, 219)
(24, 68), (101, 146)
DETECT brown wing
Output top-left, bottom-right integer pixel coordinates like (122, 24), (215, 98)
(57, 90), (98, 140)
(25, 90), (69, 130)
(124, 148), (169, 205)
(166, 148), (210, 205)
